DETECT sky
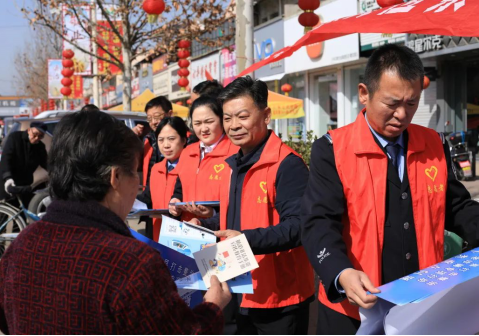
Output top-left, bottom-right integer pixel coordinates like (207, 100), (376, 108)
(0, 0), (35, 96)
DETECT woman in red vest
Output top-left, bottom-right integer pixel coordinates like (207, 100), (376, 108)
(149, 116), (188, 241)
(169, 96), (239, 221)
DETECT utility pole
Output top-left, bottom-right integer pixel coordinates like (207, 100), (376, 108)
(235, 0), (254, 75)
(91, 1), (101, 108)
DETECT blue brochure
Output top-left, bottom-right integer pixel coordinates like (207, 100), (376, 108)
(357, 247), (479, 334)
(129, 229), (203, 308)
(175, 271), (254, 294)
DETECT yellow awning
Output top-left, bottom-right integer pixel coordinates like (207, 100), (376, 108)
(268, 90), (305, 120)
(109, 89), (189, 118)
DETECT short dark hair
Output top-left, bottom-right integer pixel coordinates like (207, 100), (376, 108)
(49, 110), (142, 202)
(218, 76), (268, 110)
(189, 95), (224, 121)
(364, 44), (425, 97)
(145, 96), (173, 114)
(155, 116), (188, 142)
(193, 80), (224, 98)
(80, 104), (100, 113)
(30, 121), (47, 133)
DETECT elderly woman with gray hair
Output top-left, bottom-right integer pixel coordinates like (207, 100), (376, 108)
(0, 109), (230, 334)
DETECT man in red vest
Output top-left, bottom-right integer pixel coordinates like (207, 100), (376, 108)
(301, 44), (479, 334)
(195, 76), (315, 334)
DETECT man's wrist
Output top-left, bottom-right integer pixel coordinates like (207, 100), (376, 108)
(335, 268), (353, 294)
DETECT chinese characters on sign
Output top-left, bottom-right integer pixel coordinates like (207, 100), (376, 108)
(97, 21), (123, 76)
(407, 35), (443, 54)
(220, 46), (237, 86)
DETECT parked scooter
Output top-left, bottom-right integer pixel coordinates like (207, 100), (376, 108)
(448, 131), (473, 181)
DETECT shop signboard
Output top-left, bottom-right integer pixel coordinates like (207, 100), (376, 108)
(220, 46), (237, 86)
(62, 5), (91, 75)
(253, 19), (285, 79)
(284, 0), (359, 74)
(139, 63), (153, 93)
(153, 71), (170, 97)
(153, 54), (168, 75)
(48, 59), (63, 99)
(190, 52), (220, 88)
(359, 0), (406, 51)
(132, 77), (140, 98)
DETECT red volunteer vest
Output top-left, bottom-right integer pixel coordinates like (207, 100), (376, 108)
(219, 132), (315, 308)
(176, 136), (239, 222)
(150, 160), (179, 241)
(320, 111), (448, 319)
(142, 138), (153, 188)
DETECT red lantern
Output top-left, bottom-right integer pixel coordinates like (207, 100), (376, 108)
(176, 101), (184, 106)
(84, 97), (90, 105)
(143, 0), (165, 23)
(178, 40), (191, 49)
(377, 0), (404, 8)
(60, 87), (72, 97)
(298, 12), (320, 31)
(177, 50), (191, 59)
(69, 101), (75, 110)
(178, 59), (190, 68)
(178, 77), (189, 89)
(298, 0), (321, 33)
(423, 76), (430, 90)
(281, 83), (293, 97)
(61, 78), (73, 87)
(178, 68), (190, 77)
(298, 0), (320, 10)
(61, 68), (74, 77)
(62, 59), (74, 68)
(187, 98), (192, 105)
(49, 100), (55, 110)
(62, 49), (75, 59)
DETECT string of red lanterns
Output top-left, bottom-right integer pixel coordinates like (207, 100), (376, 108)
(142, 0), (165, 23)
(177, 40), (191, 91)
(298, 0), (320, 33)
(61, 49), (75, 98)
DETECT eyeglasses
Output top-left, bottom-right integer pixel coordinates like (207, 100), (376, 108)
(147, 115), (165, 123)
(30, 129), (44, 140)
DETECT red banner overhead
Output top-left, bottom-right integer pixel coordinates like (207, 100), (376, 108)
(239, 0), (476, 77)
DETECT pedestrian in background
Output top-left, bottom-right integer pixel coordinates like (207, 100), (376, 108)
(0, 121), (48, 206)
(0, 110), (231, 334)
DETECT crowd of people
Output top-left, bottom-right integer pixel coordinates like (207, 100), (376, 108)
(0, 44), (478, 335)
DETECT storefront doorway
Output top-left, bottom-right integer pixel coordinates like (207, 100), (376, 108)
(310, 73), (337, 137)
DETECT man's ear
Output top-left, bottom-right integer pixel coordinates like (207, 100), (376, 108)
(358, 83), (369, 106)
(110, 167), (120, 191)
(167, 109), (173, 117)
(264, 107), (272, 125)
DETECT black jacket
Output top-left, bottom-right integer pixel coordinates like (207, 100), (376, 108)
(301, 133), (479, 303)
(0, 131), (47, 186)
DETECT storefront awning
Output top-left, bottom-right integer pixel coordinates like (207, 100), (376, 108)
(239, 0), (479, 77)
(109, 89), (189, 118)
(268, 90), (304, 120)
(259, 73), (285, 82)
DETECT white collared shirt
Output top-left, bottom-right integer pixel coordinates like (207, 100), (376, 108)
(200, 134), (225, 160)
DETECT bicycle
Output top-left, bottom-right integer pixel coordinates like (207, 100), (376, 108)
(0, 185), (41, 258)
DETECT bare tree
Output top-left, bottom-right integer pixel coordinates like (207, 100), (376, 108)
(13, 25), (62, 103)
(21, 0), (235, 111)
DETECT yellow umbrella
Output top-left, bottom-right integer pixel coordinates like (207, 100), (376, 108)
(109, 89), (189, 118)
(268, 90), (305, 120)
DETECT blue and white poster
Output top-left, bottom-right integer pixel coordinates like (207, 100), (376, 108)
(358, 248), (479, 334)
